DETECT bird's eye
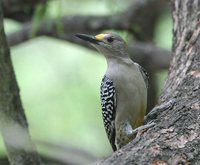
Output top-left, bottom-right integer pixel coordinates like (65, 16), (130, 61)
(107, 37), (114, 43)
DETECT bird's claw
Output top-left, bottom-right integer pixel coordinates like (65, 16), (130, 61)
(131, 122), (156, 136)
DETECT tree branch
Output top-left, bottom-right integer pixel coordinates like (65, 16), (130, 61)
(0, 3), (42, 165)
(7, 0), (168, 43)
(6, 0), (170, 71)
(6, 17), (170, 71)
(2, 0), (48, 22)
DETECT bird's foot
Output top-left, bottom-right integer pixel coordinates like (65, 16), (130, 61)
(129, 122), (156, 145)
(131, 122), (156, 138)
(144, 98), (177, 124)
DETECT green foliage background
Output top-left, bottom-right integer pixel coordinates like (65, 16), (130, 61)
(0, 0), (172, 157)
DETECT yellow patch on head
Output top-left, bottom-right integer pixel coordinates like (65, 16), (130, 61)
(95, 34), (107, 40)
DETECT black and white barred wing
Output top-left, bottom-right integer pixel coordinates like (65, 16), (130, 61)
(100, 76), (117, 151)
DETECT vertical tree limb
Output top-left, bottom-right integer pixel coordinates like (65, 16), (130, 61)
(0, 3), (41, 165)
(161, 0), (200, 102)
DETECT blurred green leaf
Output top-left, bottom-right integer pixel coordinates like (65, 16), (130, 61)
(154, 12), (172, 49)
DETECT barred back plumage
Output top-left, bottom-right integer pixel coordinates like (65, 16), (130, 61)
(100, 76), (117, 151)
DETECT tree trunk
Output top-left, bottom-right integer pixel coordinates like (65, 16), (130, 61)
(0, 3), (41, 165)
(95, 0), (200, 164)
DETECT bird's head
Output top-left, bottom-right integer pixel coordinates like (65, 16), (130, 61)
(76, 32), (128, 58)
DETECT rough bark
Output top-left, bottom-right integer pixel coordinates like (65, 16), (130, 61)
(94, 0), (200, 164)
(0, 3), (41, 165)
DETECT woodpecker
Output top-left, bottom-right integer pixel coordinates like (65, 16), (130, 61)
(76, 32), (148, 151)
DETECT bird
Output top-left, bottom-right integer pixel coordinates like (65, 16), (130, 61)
(76, 32), (148, 151)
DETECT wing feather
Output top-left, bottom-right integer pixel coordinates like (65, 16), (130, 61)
(135, 63), (149, 88)
(100, 76), (117, 151)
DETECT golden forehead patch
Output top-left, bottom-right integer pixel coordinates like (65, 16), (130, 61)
(95, 34), (107, 39)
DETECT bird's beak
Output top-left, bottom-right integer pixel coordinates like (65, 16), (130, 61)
(75, 33), (103, 45)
